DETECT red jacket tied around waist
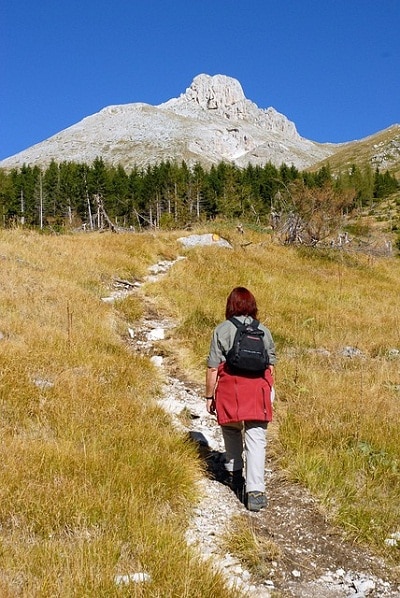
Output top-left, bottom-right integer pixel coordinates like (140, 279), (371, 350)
(215, 362), (274, 425)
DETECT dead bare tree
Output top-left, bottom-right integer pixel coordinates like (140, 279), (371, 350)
(274, 182), (355, 246)
(93, 194), (117, 232)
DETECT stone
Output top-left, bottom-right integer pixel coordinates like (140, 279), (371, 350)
(177, 233), (232, 249)
(147, 327), (165, 341)
(114, 572), (151, 585)
(340, 346), (364, 358)
(32, 377), (54, 390)
(150, 355), (163, 367)
(353, 578), (376, 594)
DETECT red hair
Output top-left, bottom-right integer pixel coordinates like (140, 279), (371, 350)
(225, 287), (258, 319)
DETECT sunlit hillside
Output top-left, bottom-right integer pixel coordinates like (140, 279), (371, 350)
(311, 124), (400, 177)
(0, 225), (399, 595)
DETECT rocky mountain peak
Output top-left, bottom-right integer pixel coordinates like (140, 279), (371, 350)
(159, 74), (258, 120)
(0, 73), (339, 171)
(1, 73), (399, 174)
(172, 73), (246, 113)
(160, 74), (300, 140)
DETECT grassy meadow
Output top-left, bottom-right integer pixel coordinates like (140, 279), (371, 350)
(0, 224), (399, 594)
(0, 229), (230, 597)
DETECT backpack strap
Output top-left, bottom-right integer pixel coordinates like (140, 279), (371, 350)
(229, 316), (242, 329)
(229, 317), (259, 329)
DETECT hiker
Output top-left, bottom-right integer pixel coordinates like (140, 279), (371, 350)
(205, 286), (276, 512)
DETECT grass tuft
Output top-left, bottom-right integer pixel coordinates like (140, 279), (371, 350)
(221, 515), (282, 578)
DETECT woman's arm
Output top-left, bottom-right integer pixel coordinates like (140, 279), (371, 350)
(205, 366), (218, 414)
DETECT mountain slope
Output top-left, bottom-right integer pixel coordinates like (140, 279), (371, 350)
(310, 124), (400, 176)
(1, 74), (399, 174)
(0, 74), (336, 171)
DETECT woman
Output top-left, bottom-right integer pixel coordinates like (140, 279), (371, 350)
(205, 287), (276, 512)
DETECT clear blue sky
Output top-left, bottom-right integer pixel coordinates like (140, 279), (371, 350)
(1, 0), (399, 161)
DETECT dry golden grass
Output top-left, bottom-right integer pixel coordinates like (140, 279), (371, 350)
(310, 124), (400, 177)
(221, 515), (282, 578)
(1, 223), (400, 595)
(0, 229), (233, 597)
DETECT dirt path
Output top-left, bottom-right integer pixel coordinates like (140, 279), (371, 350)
(108, 258), (400, 597)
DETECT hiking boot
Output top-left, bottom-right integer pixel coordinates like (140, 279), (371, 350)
(246, 491), (267, 512)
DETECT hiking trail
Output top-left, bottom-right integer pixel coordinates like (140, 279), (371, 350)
(104, 257), (400, 598)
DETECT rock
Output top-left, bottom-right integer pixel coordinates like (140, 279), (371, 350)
(384, 537), (398, 547)
(353, 578), (376, 594)
(32, 377), (54, 390)
(147, 327), (165, 341)
(150, 355), (164, 367)
(336, 568), (345, 577)
(144, 257), (186, 282)
(264, 580), (275, 587)
(177, 233), (232, 249)
(163, 74), (300, 141)
(340, 346), (364, 358)
(114, 572), (151, 585)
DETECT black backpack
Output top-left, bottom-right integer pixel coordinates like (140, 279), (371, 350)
(225, 317), (269, 375)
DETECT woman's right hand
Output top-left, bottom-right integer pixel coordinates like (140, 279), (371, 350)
(206, 398), (216, 416)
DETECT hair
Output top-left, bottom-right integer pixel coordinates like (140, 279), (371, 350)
(225, 287), (258, 319)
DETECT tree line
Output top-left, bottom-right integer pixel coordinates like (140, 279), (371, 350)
(0, 158), (398, 240)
